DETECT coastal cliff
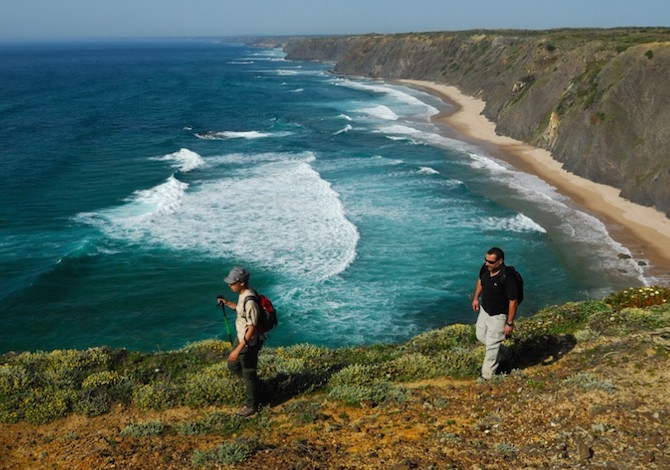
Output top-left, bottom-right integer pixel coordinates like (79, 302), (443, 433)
(282, 29), (670, 217)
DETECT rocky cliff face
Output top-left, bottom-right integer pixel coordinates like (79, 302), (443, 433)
(283, 30), (670, 217)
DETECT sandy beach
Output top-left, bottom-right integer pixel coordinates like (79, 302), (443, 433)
(400, 79), (670, 280)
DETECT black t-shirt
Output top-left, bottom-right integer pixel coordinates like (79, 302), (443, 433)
(479, 263), (518, 316)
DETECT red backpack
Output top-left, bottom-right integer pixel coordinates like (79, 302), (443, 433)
(244, 293), (278, 334)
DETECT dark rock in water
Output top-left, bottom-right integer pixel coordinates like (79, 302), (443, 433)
(617, 253), (632, 260)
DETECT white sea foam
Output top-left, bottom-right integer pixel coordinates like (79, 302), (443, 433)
(291, 88), (304, 93)
(125, 176), (189, 218)
(151, 148), (206, 173)
(243, 50), (285, 61)
(376, 124), (473, 151)
(358, 105), (399, 121)
(77, 152), (359, 282)
(195, 130), (292, 140)
(76, 176), (189, 243)
(370, 155), (404, 166)
(335, 78), (439, 119)
(418, 166), (440, 175)
(374, 107), (647, 282)
(467, 153), (509, 172)
(337, 114), (353, 121)
(479, 214), (547, 234)
(462, 151), (645, 280)
(207, 151), (315, 167)
(377, 123), (423, 136)
(334, 124), (353, 135)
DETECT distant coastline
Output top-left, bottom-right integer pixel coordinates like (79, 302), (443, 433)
(400, 79), (670, 281)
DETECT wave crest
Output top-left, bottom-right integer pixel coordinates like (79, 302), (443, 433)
(151, 148), (205, 173)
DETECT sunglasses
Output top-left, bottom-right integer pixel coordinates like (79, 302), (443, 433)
(484, 258), (499, 264)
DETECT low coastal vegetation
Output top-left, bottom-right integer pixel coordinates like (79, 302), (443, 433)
(1, 286), (669, 467)
(1, 287), (668, 422)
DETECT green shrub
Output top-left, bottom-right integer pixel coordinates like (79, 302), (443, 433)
(328, 364), (377, 388)
(327, 381), (409, 406)
(588, 302), (670, 336)
(327, 364), (408, 406)
(564, 372), (616, 392)
(406, 324), (476, 354)
(439, 347), (484, 377)
(15, 347), (112, 388)
(132, 382), (178, 410)
(604, 286), (670, 309)
(380, 352), (442, 382)
(574, 329), (600, 342)
(495, 442), (519, 454)
(518, 301), (609, 337)
(180, 339), (231, 366)
(74, 391), (112, 417)
(183, 363), (244, 408)
(76, 371), (124, 416)
(338, 344), (401, 366)
(258, 354), (309, 377)
(620, 305), (670, 329)
(120, 420), (165, 437)
(281, 343), (331, 362)
(181, 339), (231, 355)
(0, 364), (31, 395)
(191, 438), (260, 467)
(22, 387), (77, 424)
(176, 411), (242, 436)
(0, 404), (21, 424)
(259, 343), (337, 377)
(81, 371), (120, 390)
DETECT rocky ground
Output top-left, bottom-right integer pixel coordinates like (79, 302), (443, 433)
(1, 329), (669, 469)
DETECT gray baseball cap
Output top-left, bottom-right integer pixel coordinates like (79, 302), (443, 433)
(224, 266), (250, 284)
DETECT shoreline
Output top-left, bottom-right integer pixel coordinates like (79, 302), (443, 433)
(399, 79), (670, 282)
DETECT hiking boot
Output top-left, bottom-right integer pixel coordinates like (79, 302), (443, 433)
(236, 405), (256, 417)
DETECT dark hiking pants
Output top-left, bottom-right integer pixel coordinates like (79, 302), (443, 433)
(228, 339), (262, 409)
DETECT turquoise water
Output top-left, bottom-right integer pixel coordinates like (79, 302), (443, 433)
(0, 40), (645, 353)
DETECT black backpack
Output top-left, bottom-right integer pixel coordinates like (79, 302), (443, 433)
(243, 292), (278, 334)
(502, 265), (524, 305)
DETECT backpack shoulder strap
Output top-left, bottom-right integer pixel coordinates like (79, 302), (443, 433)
(242, 293), (261, 334)
(479, 263), (487, 279)
(243, 293), (260, 311)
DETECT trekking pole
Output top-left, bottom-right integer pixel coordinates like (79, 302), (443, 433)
(218, 298), (234, 345)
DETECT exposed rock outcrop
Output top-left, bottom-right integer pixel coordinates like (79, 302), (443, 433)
(283, 29), (670, 217)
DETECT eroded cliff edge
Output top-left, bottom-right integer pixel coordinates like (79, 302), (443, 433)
(281, 29), (670, 217)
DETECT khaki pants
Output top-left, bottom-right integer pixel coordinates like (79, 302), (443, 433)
(476, 307), (509, 379)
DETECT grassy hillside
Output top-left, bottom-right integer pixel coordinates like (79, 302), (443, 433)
(1, 287), (669, 468)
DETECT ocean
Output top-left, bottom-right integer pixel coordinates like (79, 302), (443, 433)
(0, 39), (647, 354)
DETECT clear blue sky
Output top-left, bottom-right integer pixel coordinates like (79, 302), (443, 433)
(2, 0), (669, 42)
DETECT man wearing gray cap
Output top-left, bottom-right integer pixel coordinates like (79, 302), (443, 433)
(217, 265), (263, 416)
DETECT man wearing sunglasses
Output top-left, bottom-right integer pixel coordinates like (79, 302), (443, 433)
(471, 247), (519, 380)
